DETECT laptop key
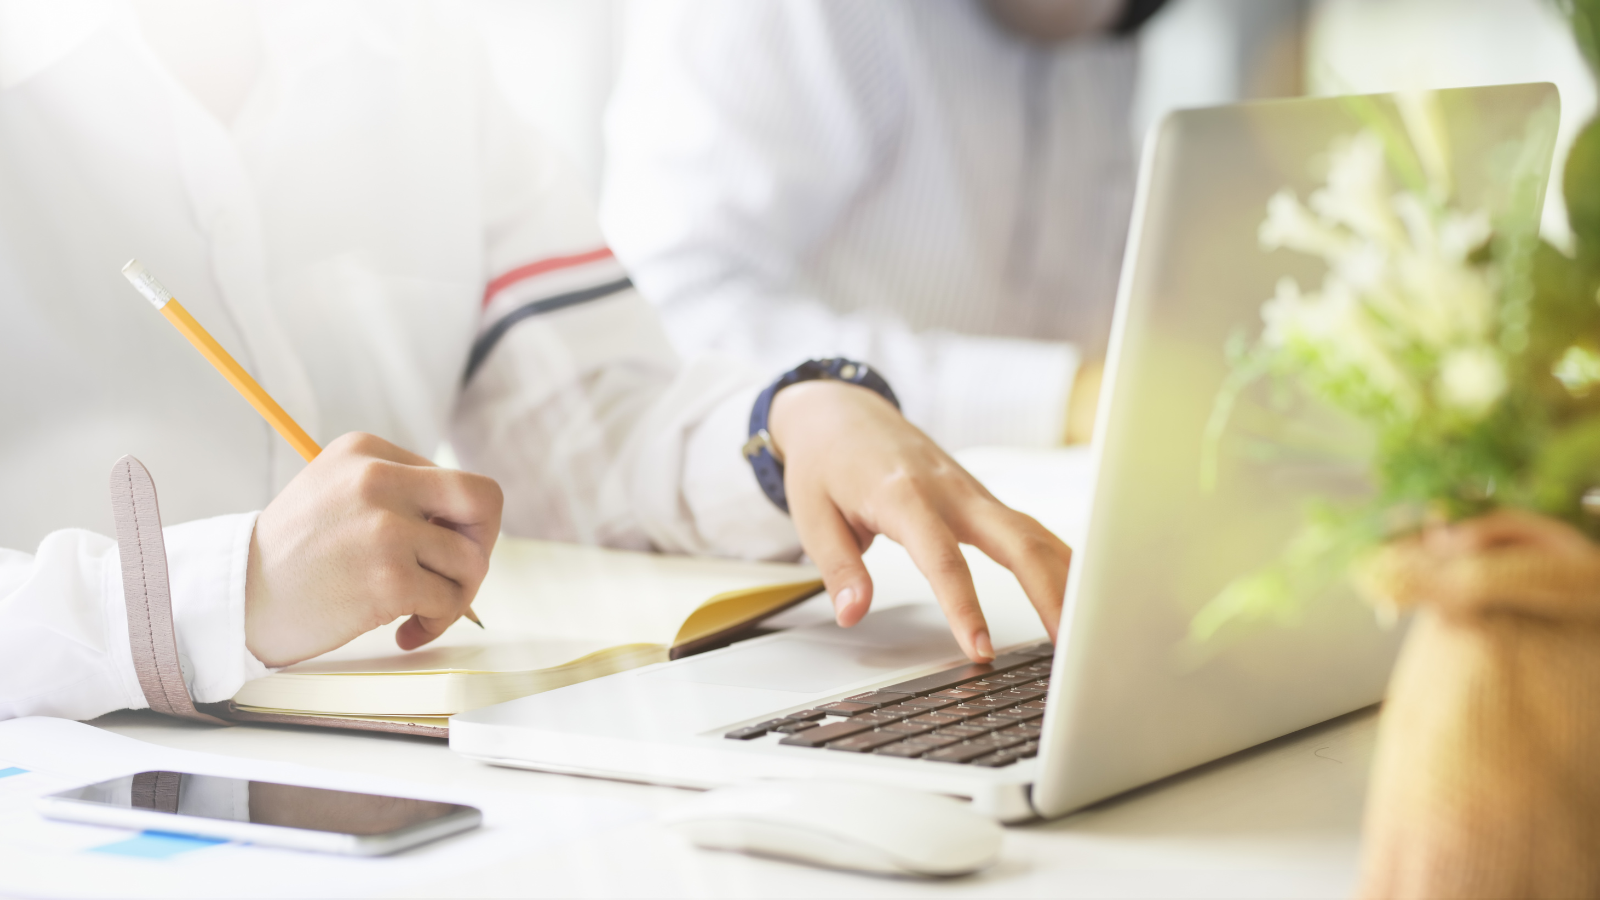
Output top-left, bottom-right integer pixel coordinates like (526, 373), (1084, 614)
(970, 750), (1023, 768)
(1019, 700), (1048, 711)
(1016, 643), (1056, 659)
(878, 652), (1037, 696)
(772, 720), (822, 734)
(957, 696), (1020, 711)
(826, 731), (906, 753)
(844, 691), (911, 706)
(786, 709), (827, 721)
(938, 705), (993, 720)
(874, 734), (961, 758)
(968, 731), (1028, 751)
(878, 719), (936, 736)
(815, 701), (878, 717)
(877, 663), (996, 697)
(1016, 741), (1041, 758)
(936, 724), (992, 739)
(878, 702), (932, 718)
(872, 742), (932, 758)
(723, 724), (771, 740)
(995, 687), (1046, 702)
(873, 733), (960, 757)
(964, 717), (1014, 733)
(990, 707), (1044, 721)
(777, 718), (875, 747)
(923, 742), (1001, 764)
(897, 696), (958, 711)
(904, 733), (963, 750)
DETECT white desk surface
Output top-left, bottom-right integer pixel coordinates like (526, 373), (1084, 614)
(89, 699), (1374, 899)
(85, 446), (1373, 898)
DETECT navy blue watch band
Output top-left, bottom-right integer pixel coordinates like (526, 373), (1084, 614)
(744, 358), (900, 514)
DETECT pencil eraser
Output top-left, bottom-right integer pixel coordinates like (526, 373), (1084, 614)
(122, 259), (172, 309)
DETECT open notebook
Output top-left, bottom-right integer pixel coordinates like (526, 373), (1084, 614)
(224, 538), (822, 737)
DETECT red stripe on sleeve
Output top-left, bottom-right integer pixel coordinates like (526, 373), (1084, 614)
(482, 247), (615, 308)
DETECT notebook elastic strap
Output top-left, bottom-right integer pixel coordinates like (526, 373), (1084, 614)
(110, 456), (229, 725)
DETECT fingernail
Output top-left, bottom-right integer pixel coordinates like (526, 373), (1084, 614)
(973, 629), (994, 661)
(832, 588), (855, 619)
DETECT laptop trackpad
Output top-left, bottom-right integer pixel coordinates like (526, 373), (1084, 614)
(646, 608), (965, 693)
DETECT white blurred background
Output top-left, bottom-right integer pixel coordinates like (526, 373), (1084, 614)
(464, 0), (1592, 240)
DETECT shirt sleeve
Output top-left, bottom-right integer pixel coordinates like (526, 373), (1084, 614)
(448, 67), (801, 561)
(599, 0), (1079, 450)
(0, 513), (267, 722)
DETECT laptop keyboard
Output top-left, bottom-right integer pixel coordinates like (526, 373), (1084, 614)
(722, 642), (1054, 768)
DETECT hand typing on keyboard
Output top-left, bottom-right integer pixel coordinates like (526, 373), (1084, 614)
(727, 642), (1055, 768)
(768, 382), (1072, 662)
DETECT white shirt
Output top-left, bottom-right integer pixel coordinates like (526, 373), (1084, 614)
(0, 0), (796, 722)
(601, 0), (1140, 450)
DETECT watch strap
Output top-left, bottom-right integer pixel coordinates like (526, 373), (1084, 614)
(745, 358), (899, 513)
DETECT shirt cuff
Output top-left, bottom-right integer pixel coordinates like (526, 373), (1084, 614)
(162, 511), (269, 704)
(926, 336), (1079, 449)
(681, 383), (803, 561)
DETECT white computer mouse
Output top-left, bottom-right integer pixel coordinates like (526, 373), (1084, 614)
(660, 780), (1003, 877)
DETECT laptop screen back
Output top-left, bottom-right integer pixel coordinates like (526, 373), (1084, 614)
(1033, 83), (1559, 817)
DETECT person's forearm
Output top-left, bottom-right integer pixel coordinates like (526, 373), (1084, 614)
(641, 280), (1080, 451)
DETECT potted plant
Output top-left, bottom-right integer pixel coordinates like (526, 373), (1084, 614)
(1195, 4), (1600, 895)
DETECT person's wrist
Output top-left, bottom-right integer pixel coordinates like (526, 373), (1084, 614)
(243, 522), (300, 668)
(243, 526), (268, 663)
(746, 358), (900, 513)
(769, 380), (890, 458)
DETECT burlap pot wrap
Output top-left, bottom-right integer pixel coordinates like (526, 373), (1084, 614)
(1356, 510), (1600, 899)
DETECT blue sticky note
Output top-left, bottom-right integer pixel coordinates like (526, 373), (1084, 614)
(0, 767), (27, 779)
(90, 831), (228, 859)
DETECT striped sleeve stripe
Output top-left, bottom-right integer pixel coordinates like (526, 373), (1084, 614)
(482, 247), (616, 309)
(462, 277), (634, 385)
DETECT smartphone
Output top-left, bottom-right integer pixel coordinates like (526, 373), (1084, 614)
(37, 771), (481, 856)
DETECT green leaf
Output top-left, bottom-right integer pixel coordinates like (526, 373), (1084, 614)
(1565, 119), (1600, 250)
(1529, 415), (1600, 528)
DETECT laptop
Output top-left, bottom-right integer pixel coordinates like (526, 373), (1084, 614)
(451, 83), (1558, 823)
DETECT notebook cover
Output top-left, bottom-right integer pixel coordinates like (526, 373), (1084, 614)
(213, 703), (449, 739)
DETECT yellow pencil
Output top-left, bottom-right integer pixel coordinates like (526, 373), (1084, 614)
(121, 259), (484, 628)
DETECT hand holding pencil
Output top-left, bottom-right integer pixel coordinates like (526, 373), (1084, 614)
(122, 261), (497, 662)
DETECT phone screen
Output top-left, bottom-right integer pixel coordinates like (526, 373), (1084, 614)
(51, 771), (474, 836)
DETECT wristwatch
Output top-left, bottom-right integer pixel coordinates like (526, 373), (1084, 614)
(743, 358), (900, 513)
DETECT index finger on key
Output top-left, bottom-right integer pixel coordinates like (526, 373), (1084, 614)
(951, 503), (1070, 642)
(887, 504), (993, 662)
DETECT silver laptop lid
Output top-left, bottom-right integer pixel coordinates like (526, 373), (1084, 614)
(1033, 83), (1558, 817)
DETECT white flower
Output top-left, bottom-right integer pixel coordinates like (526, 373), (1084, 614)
(1260, 190), (1350, 258)
(1436, 345), (1507, 415)
(1309, 133), (1407, 247)
(1436, 208), (1492, 263)
(1260, 277), (1419, 417)
(1260, 277), (1308, 347)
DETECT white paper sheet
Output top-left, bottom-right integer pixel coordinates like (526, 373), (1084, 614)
(0, 717), (643, 899)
